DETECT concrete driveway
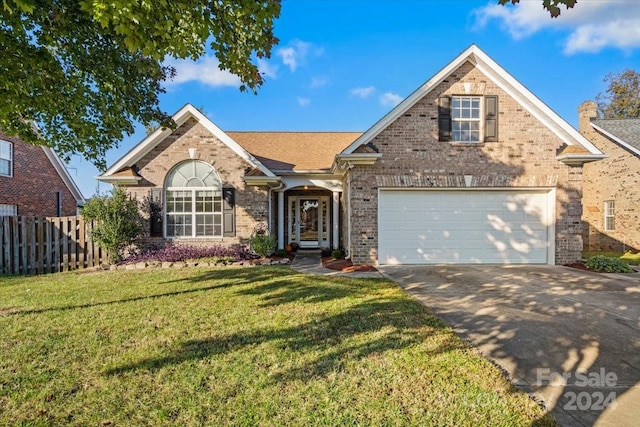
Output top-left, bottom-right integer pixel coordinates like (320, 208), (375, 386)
(378, 265), (640, 427)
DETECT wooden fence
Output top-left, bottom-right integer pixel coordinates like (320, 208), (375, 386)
(0, 216), (109, 276)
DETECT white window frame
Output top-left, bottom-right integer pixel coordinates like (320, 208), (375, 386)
(164, 161), (223, 238)
(0, 139), (12, 177)
(604, 200), (615, 231)
(165, 189), (223, 238)
(451, 96), (482, 143)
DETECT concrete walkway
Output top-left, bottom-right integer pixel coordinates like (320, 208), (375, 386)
(290, 250), (384, 278)
(379, 264), (640, 427)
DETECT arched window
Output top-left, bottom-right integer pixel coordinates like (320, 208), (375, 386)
(165, 161), (223, 237)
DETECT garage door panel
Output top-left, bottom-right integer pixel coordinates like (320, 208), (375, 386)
(378, 190), (551, 265)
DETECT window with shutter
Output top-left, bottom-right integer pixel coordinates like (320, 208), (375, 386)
(164, 161), (225, 238)
(438, 95), (499, 143)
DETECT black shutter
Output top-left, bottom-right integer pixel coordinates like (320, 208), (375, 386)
(150, 188), (163, 237)
(484, 95), (498, 142)
(438, 96), (452, 142)
(223, 188), (235, 237)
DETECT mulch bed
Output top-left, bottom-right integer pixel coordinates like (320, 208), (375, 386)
(563, 262), (593, 272)
(321, 257), (378, 272)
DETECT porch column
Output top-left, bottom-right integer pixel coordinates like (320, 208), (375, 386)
(277, 190), (285, 249)
(332, 191), (340, 249)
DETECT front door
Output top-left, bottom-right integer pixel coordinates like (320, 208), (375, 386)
(289, 196), (330, 248)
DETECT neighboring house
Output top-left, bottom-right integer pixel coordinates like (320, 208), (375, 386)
(98, 45), (604, 265)
(0, 132), (84, 217)
(579, 101), (640, 252)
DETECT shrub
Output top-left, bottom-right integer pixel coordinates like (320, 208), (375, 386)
(121, 242), (250, 264)
(585, 255), (633, 273)
(251, 233), (277, 258)
(273, 249), (287, 257)
(320, 247), (332, 257)
(331, 248), (345, 258)
(82, 187), (142, 263)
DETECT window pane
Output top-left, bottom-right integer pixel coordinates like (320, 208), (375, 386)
(0, 159), (9, 176)
(0, 141), (11, 160)
(167, 215), (192, 237)
(196, 214), (213, 236)
(451, 96), (482, 142)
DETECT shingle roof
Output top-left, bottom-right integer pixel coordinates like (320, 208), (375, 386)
(227, 132), (362, 172)
(592, 118), (640, 152)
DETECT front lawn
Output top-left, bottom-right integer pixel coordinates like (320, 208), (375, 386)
(0, 267), (555, 426)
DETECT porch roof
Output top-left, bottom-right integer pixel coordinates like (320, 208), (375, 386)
(228, 132), (361, 172)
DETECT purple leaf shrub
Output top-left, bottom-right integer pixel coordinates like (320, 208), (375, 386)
(121, 242), (253, 264)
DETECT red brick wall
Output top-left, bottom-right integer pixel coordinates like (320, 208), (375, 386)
(0, 133), (78, 216)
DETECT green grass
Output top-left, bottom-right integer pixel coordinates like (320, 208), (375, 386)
(0, 267), (555, 426)
(583, 250), (640, 265)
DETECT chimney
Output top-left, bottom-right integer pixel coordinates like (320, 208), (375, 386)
(578, 101), (598, 135)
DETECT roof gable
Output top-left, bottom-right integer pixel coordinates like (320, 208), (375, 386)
(591, 119), (640, 157)
(41, 147), (85, 203)
(341, 44), (603, 156)
(0, 131), (83, 203)
(101, 104), (276, 178)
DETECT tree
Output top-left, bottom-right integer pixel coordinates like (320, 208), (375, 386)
(596, 69), (640, 119)
(0, 1), (281, 169)
(498, 0), (577, 18)
(81, 187), (142, 263)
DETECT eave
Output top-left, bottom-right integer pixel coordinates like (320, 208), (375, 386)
(556, 153), (608, 166)
(243, 176), (282, 187)
(96, 175), (142, 186)
(334, 153), (382, 173)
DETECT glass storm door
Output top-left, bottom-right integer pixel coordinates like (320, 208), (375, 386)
(289, 196), (330, 248)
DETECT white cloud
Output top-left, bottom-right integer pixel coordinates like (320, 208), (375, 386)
(380, 92), (403, 107)
(165, 56), (241, 87)
(350, 86), (376, 98)
(257, 58), (278, 80)
(472, 0), (640, 54)
(564, 21), (640, 55)
(310, 76), (329, 88)
(276, 40), (323, 72)
(277, 40), (310, 71)
(297, 97), (310, 107)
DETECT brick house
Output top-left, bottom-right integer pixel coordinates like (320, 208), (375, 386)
(99, 45), (604, 265)
(579, 101), (640, 252)
(0, 132), (84, 217)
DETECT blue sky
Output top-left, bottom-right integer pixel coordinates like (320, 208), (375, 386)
(72, 0), (640, 198)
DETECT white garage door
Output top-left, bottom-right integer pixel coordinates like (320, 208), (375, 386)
(378, 190), (553, 264)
